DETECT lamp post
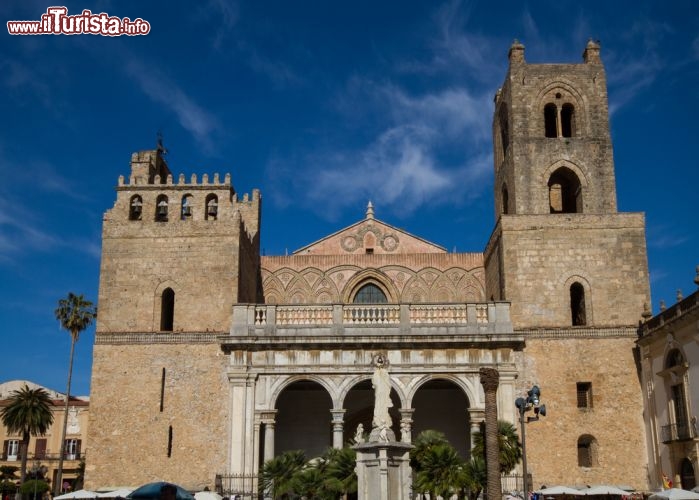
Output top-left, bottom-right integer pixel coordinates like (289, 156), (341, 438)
(515, 385), (547, 500)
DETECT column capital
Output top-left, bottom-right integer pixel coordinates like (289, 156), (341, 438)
(468, 408), (485, 421)
(479, 367), (500, 392)
(259, 409), (278, 424)
(330, 409), (346, 422)
(399, 408), (415, 420)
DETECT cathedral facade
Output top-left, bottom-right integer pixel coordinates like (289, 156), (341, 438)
(85, 41), (652, 493)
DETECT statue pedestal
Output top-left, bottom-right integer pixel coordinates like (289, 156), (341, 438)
(354, 441), (413, 500)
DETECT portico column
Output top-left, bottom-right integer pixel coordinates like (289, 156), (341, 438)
(399, 408), (415, 443)
(468, 408), (485, 451)
(261, 410), (278, 463)
(331, 409), (346, 449)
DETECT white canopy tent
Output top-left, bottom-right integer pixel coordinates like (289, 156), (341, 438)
(54, 490), (98, 500)
(648, 489), (699, 500)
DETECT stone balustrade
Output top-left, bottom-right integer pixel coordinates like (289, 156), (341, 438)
(232, 302), (513, 338)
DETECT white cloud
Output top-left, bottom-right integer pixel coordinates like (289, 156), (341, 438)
(125, 61), (219, 151)
(269, 82), (493, 219)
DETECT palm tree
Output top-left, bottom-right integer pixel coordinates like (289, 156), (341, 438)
(471, 420), (522, 474)
(410, 429), (450, 472)
(54, 293), (96, 495)
(322, 447), (357, 500)
(414, 442), (469, 499)
(0, 385), (54, 484)
(464, 456), (486, 500)
(289, 467), (328, 499)
(259, 450), (306, 499)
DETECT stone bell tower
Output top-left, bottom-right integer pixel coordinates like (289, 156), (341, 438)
(86, 145), (263, 490)
(483, 41), (651, 488)
(485, 40), (650, 328)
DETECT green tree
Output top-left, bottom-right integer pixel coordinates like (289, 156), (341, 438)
(54, 293), (96, 495)
(413, 441), (469, 499)
(464, 456), (486, 500)
(289, 467), (328, 500)
(471, 420), (522, 474)
(0, 466), (19, 498)
(322, 447), (357, 500)
(0, 466), (18, 481)
(410, 429), (450, 472)
(260, 450), (306, 499)
(19, 479), (49, 500)
(0, 385), (54, 484)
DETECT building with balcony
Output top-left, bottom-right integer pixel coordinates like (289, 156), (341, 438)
(85, 41), (653, 494)
(638, 276), (699, 491)
(0, 380), (89, 491)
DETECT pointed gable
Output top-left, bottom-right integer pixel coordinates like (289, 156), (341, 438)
(293, 203), (446, 255)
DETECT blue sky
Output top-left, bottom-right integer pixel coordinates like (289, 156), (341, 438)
(1, 1), (697, 396)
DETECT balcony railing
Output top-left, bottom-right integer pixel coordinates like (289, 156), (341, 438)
(0, 452), (85, 462)
(661, 422), (696, 443)
(231, 302), (514, 340)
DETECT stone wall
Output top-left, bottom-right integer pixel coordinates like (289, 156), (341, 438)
(85, 342), (229, 491)
(521, 333), (648, 489)
(262, 253), (485, 304)
(485, 213), (650, 328)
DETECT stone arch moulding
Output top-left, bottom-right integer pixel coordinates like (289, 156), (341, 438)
(283, 274), (315, 304)
(542, 159), (590, 189)
(342, 268), (399, 304)
(406, 374), (476, 409)
(662, 340), (687, 369)
(562, 273), (594, 326)
(536, 79), (589, 133)
(338, 374), (408, 411)
(152, 279), (179, 332)
(261, 274), (286, 304)
(266, 374), (338, 411)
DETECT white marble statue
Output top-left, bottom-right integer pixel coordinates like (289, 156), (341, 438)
(354, 423), (365, 444)
(371, 354), (393, 430)
(378, 421), (389, 442)
(400, 420), (410, 443)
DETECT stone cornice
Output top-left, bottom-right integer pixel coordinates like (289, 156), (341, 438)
(518, 326), (638, 339)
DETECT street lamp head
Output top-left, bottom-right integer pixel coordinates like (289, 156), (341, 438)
(535, 404), (547, 417)
(528, 385), (541, 405)
(515, 397), (527, 410)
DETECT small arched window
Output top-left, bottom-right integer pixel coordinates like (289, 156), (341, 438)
(570, 282), (586, 326)
(160, 288), (174, 331)
(548, 167), (582, 213)
(155, 195), (169, 222)
(181, 194), (193, 220)
(205, 194), (218, 221)
(561, 103), (575, 137)
(544, 103), (558, 138)
(353, 283), (387, 304)
(577, 434), (598, 467)
(129, 195), (143, 221)
(665, 348), (684, 369)
(502, 185), (509, 215)
(499, 107), (509, 154)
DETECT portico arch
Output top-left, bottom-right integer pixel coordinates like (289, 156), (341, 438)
(341, 378), (402, 445)
(410, 376), (472, 458)
(273, 379), (334, 459)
